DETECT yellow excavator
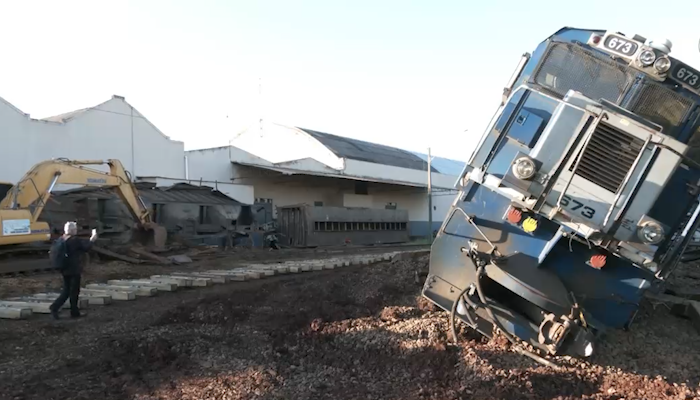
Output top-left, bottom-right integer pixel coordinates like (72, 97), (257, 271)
(0, 158), (166, 248)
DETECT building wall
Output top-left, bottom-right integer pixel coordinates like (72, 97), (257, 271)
(152, 203), (242, 235)
(185, 146), (235, 183)
(0, 96), (185, 184)
(343, 158), (457, 190)
(278, 205), (410, 246)
(239, 176), (457, 237)
(369, 190), (456, 237)
(185, 144), (461, 237)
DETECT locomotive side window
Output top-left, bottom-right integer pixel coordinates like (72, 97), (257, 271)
(469, 89), (527, 167)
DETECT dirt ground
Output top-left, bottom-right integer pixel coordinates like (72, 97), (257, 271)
(0, 245), (417, 299)
(0, 250), (699, 400)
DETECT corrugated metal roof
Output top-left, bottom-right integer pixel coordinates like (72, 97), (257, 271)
(409, 151), (466, 176)
(298, 127), (439, 172)
(54, 183), (241, 206)
(141, 184), (238, 206)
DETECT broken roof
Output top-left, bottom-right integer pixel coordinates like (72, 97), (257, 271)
(296, 127), (467, 175)
(298, 127), (439, 173)
(41, 107), (92, 123)
(55, 183), (243, 206)
(40, 95), (127, 124)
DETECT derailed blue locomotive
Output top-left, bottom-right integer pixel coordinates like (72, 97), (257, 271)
(422, 27), (700, 362)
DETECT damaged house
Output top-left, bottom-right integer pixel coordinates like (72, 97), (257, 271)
(41, 182), (253, 245)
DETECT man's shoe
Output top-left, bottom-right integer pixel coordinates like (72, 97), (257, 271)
(51, 310), (60, 320)
(70, 312), (85, 319)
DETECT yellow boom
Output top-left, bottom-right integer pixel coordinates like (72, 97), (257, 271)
(0, 158), (165, 247)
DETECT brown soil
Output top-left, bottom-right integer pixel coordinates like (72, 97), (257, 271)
(0, 251), (699, 400)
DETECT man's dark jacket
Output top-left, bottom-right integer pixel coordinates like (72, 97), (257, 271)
(62, 236), (93, 276)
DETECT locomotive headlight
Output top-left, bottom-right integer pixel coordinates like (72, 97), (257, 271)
(654, 56), (671, 73)
(638, 221), (665, 245)
(512, 157), (536, 180)
(639, 49), (656, 66)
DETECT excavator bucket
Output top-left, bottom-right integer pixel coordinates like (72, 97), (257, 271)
(131, 222), (168, 249)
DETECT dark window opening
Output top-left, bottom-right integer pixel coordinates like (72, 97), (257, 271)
(152, 203), (163, 224)
(354, 181), (369, 195)
(198, 205), (209, 224)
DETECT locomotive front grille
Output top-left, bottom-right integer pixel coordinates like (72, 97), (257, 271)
(571, 122), (645, 193)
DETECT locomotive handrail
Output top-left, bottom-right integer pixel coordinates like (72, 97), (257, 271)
(449, 206), (500, 256)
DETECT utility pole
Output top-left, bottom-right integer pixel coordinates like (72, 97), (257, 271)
(427, 147), (433, 243)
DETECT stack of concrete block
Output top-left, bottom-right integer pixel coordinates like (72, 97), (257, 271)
(0, 251), (406, 320)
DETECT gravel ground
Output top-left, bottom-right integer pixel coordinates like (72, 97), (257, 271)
(0, 252), (699, 400)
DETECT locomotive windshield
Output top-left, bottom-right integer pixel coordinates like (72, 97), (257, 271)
(530, 40), (695, 139)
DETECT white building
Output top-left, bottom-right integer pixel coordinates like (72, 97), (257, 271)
(0, 94), (184, 181)
(0, 94), (254, 204)
(186, 123), (465, 237)
(0, 93), (466, 237)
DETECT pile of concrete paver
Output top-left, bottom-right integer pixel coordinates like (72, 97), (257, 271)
(0, 251), (406, 320)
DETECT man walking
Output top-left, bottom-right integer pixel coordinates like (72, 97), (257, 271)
(50, 222), (98, 319)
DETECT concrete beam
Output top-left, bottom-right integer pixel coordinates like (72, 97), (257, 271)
(164, 272), (214, 287)
(311, 263), (324, 271)
(107, 280), (177, 292)
(78, 294), (112, 305)
(689, 301), (700, 334)
(208, 269), (261, 280)
(81, 288), (135, 301)
(283, 262), (311, 272)
(164, 274), (214, 286)
(169, 272), (224, 284)
(86, 283), (157, 297)
(249, 264), (291, 274)
(149, 275), (195, 288)
(27, 292), (111, 306)
(0, 301), (53, 314)
(239, 267), (274, 277)
(0, 306), (32, 320)
(7, 297), (89, 310)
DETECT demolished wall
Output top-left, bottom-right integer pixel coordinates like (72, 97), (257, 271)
(39, 183), (251, 244)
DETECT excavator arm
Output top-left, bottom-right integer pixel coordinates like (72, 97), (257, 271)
(0, 158), (165, 248)
(0, 159), (152, 226)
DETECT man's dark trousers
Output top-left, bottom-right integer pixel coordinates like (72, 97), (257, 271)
(50, 274), (81, 317)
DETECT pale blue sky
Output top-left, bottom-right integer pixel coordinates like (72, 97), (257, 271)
(1, 0), (699, 161)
